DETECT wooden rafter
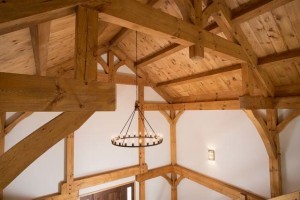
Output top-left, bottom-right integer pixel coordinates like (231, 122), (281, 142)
(210, 0), (274, 96)
(258, 48), (300, 68)
(244, 110), (277, 159)
(30, 21), (51, 76)
(136, 44), (185, 68)
(156, 64), (241, 88)
(97, 0), (248, 61)
(108, 0), (160, 47)
(174, 165), (265, 200)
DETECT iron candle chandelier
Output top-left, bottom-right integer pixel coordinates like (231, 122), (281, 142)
(111, 31), (163, 148)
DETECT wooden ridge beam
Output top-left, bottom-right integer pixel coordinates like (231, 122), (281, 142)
(144, 100), (240, 111)
(0, 111), (94, 190)
(30, 22), (51, 76)
(244, 110), (277, 159)
(136, 165), (174, 182)
(0, 73), (115, 112)
(156, 64), (241, 88)
(4, 112), (33, 135)
(174, 165), (265, 200)
(97, 0), (248, 61)
(0, 0), (90, 35)
(240, 96), (300, 109)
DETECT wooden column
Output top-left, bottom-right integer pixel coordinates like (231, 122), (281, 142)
(138, 77), (146, 200)
(189, 0), (204, 60)
(30, 22), (51, 76)
(65, 133), (74, 195)
(0, 113), (5, 200)
(108, 50), (115, 83)
(170, 110), (177, 200)
(267, 109), (282, 197)
(160, 110), (184, 200)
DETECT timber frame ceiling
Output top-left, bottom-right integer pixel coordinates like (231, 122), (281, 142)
(0, 0), (300, 200)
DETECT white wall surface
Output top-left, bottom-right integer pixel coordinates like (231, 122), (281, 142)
(3, 85), (300, 200)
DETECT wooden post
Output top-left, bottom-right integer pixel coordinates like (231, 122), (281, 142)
(65, 133), (74, 195)
(0, 113), (5, 200)
(108, 50), (115, 83)
(138, 77), (146, 200)
(267, 109), (282, 197)
(189, 0), (204, 60)
(159, 110), (184, 200)
(30, 22), (51, 76)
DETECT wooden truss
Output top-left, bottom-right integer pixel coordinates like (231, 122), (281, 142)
(0, 0), (300, 200)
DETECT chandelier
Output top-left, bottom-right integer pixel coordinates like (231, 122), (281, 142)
(111, 32), (163, 148)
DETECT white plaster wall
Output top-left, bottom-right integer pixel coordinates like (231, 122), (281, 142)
(177, 110), (300, 200)
(177, 110), (270, 199)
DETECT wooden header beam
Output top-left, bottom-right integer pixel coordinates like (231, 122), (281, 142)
(240, 96), (300, 109)
(144, 100), (240, 111)
(0, 73), (115, 112)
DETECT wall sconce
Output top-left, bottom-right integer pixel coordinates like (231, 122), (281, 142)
(208, 149), (215, 161)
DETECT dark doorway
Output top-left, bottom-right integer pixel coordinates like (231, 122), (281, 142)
(80, 182), (135, 200)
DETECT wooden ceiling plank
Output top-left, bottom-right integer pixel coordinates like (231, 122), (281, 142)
(156, 64), (241, 88)
(0, 73), (115, 112)
(0, 111), (94, 190)
(244, 110), (277, 159)
(4, 112), (33, 135)
(97, 0), (248, 61)
(144, 100), (240, 110)
(174, 165), (265, 200)
(277, 110), (300, 133)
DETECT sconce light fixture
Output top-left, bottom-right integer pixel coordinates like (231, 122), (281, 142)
(208, 149), (215, 161)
